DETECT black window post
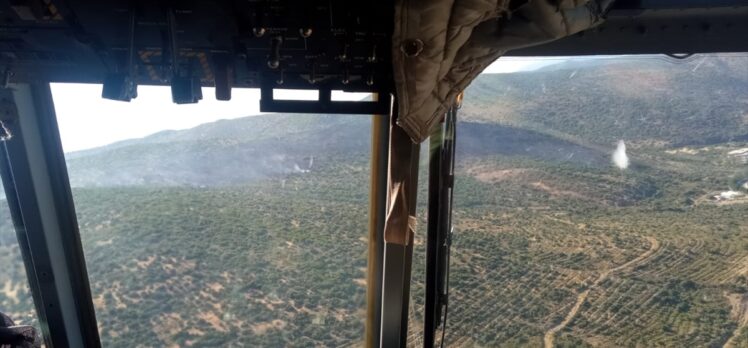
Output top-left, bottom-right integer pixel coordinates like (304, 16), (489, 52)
(0, 84), (101, 347)
(379, 105), (419, 348)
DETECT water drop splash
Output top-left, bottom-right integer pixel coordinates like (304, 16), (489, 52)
(612, 140), (629, 169)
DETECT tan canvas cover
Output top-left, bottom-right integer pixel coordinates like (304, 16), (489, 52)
(392, 0), (615, 142)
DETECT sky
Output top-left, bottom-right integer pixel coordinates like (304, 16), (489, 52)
(52, 57), (558, 152)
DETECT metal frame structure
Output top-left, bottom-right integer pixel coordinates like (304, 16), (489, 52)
(260, 86), (392, 115)
(423, 104), (457, 347)
(0, 84), (100, 348)
(365, 96), (390, 348)
(509, 0), (748, 56)
(379, 109), (420, 348)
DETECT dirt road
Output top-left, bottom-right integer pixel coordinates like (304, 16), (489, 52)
(543, 236), (660, 348)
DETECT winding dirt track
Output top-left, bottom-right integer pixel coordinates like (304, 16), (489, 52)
(543, 236), (660, 348)
(724, 293), (748, 348)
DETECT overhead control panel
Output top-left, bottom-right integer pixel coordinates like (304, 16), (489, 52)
(0, 0), (747, 112)
(0, 0), (394, 112)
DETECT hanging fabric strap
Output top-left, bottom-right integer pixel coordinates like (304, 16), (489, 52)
(383, 107), (420, 246)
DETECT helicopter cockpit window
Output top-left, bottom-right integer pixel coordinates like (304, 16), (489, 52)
(406, 54), (748, 347)
(51, 85), (371, 347)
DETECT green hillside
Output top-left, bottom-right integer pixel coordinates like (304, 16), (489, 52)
(65, 114), (371, 186)
(463, 55), (748, 148)
(65, 113), (615, 187)
(1, 54), (747, 347)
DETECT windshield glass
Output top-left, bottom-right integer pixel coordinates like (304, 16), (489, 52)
(19, 53), (746, 347)
(406, 54), (748, 347)
(51, 87), (371, 347)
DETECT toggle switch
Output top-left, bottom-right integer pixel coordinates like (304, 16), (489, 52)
(267, 36), (283, 69)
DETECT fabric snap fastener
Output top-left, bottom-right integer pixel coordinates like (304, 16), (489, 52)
(401, 39), (424, 57)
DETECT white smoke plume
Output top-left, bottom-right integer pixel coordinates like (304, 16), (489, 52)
(612, 140), (629, 169)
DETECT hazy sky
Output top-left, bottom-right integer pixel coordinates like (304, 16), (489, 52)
(52, 57), (557, 152)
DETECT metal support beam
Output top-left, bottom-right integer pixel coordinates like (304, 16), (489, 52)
(366, 95), (390, 348)
(423, 105), (458, 347)
(424, 124), (443, 348)
(0, 124), (47, 346)
(508, 3), (748, 56)
(0, 84), (101, 347)
(379, 105), (420, 348)
(259, 84), (392, 115)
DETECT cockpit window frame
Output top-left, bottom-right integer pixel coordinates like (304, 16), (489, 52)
(0, 84), (101, 348)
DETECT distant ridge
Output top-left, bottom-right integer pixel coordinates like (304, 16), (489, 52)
(65, 55), (747, 187)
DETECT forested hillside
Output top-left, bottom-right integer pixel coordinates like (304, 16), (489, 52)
(463, 55), (748, 147)
(1, 54), (747, 347)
